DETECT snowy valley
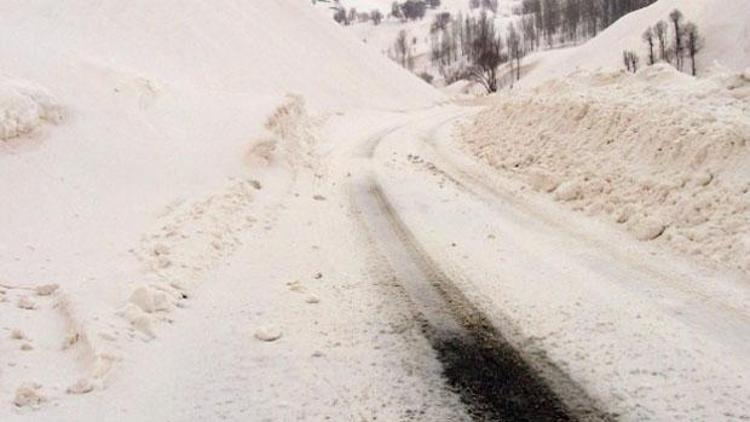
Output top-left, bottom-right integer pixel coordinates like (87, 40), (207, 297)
(1, 0), (749, 421)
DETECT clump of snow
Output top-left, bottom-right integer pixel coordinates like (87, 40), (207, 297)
(553, 181), (581, 202)
(631, 217), (667, 241)
(13, 383), (45, 408)
(461, 65), (750, 273)
(128, 285), (169, 314)
(260, 95), (320, 169)
(120, 304), (155, 339)
(254, 326), (283, 342)
(0, 76), (62, 141)
(527, 170), (560, 193)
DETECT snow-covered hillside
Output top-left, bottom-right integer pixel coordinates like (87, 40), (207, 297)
(0, 0), (440, 415)
(313, 0), (519, 82)
(525, 0), (750, 85)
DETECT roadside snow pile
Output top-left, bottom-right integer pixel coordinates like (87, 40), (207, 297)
(525, 0), (750, 86)
(0, 76), (62, 141)
(460, 64), (750, 273)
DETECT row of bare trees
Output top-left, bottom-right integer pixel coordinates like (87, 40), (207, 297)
(333, 7), (383, 26)
(520, 0), (658, 49)
(424, 0), (660, 92)
(391, 0), (442, 21)
(425, 10), (526, 92)
(639, 9), (703, 75)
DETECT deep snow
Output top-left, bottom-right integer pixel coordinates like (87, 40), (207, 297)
(2, 0), (750, 420)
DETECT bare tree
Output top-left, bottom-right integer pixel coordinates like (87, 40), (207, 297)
(642, 26), (655, 65)
(333, 7), (347, 25)
(654, 20), (669, 62)
(521, 15), (538, 52)
(623, 50), (639, 73)
(563, 0), (581, 44)
(371, 10), (383, 25)
(669, 9), (684, 70)
(581, 0), (599, 38)
(431, 12), (451, 33)
(391, 1), (403, 20)
(481, 0), (498, 13)
(470, 11), (504, 93)
(394, 30), (410, 68)
(683, 22), (703, 76)
(507, 23), (523, 82)
(541, 0), (561, 46)
(523, 0), (543, 47)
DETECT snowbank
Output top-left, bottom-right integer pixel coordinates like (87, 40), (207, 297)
(460, 64), (750, 274)
(525, 0), (750, 86)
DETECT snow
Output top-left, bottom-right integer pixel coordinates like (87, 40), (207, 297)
(0, 0), (448, 419)
(2, 0), (750, 420)
(461, 64), (750, 274)
(371, 108), (750, 420)
(525, 0), (750, 86)
(0, 76), (62, 143)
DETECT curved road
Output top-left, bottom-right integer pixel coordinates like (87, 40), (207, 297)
(345, 105), (750, 421)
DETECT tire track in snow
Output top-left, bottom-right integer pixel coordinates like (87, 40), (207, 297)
(349, 116), (608, 420)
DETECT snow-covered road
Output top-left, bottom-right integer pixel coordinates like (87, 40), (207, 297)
(9, 105), (750, 421)
(359, 106), (750, 421)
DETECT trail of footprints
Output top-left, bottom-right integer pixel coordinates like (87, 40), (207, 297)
(1, 282), (95, 410)
(2, 176), (276, 411)
(124, 177), (271, 340)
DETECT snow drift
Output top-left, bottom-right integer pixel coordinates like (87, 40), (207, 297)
(460, 64), (750, 274)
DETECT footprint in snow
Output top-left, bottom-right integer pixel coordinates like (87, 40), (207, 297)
(17, 296), (36, 310)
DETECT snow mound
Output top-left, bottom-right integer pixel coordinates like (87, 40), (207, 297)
(0, 76), (62, 141)
(525, 0), (750, 86)
(461, 65), (750, 273)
